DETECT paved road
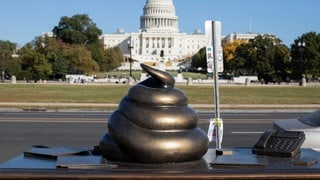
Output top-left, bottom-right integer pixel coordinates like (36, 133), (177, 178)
(0, 111), (310, 164)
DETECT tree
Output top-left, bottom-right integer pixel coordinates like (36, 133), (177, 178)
(51, 52), (69, 80)
(250, 35), (275, 81)
(33, 35), (68, 79)
(191, 47), (206, 70)
(273, 44), (291, 81)
(222, 39), (246, 73)
(6, 56), (21, 79)
(3, 13), (128, 80)
(233, 42), (256, 75)
(62, 45), (99, 74)
(112, 46), (124, 70)
(18, 43), (52, 80)
(52, 14), (102, 45)
(86, 45), (125, 73)
(104, 47), (124, 72)
(52, 14), (124, 73)
(231, 35), (290, 83)
(290, 32), (320, 80)
(0, 40), (18, 80)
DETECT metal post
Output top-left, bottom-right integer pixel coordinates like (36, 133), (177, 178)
(1, 53), (4, 81)
(211, 21), (221, 150)
(298, 41), (306, 85)
(205, 20), (223, 151)
(129, 49), (132, 78)
(128, 40), (133, 78)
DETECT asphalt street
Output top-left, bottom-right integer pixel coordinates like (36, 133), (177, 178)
(0, 111), (311, 164)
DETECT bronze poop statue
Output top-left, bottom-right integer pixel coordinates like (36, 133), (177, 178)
(99, 64), (209, 163)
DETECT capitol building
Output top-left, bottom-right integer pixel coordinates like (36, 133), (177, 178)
(100, 0), (207, 70)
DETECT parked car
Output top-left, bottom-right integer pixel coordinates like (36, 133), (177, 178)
(273, 110), (320, 148)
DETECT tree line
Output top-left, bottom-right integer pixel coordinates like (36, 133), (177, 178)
(191, 32), (320, 83)
(1, 13), (319, 82)
(0, 14), (124, 81)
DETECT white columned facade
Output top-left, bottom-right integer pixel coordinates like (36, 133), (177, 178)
(140, 0), (179, 33)
(100, 0), (206, 70)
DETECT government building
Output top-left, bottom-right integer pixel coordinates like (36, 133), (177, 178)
(100, 0), (207, 70)
(100, 0), (259, 71)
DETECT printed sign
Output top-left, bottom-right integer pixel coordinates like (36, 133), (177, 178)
(206, 46), (214, 73)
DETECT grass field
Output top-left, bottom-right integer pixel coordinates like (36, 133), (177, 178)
(0, 84), (319, 106)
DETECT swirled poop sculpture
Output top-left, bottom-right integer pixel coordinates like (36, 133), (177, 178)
(99, 64), (209, 163)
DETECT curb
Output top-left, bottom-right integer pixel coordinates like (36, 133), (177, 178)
(0, 102), (319, 112)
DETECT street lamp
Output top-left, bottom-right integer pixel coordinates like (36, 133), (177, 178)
(297, 41), (305, 73)
(127, 40), (133, 78)
(298, 41), (305, 48)
(297, 41), (306, 86)
(1, 53), (4, 82)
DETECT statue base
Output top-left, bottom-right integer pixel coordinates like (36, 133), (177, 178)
(1, 147), (320, 179)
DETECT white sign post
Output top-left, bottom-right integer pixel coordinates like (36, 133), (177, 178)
(205, 20), (224, 151)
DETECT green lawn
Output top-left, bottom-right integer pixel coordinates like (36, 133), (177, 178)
(181, 85), (320, 105)
(0, 84), (319, 105)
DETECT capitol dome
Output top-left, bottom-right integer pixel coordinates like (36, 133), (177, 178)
(140, 0), (179, 33)
(101, 0), (206, 70)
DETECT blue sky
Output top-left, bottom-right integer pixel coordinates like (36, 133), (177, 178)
(0, 0), (319, 47)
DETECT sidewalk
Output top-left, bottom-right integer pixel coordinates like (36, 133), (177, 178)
(0, 102), (318, 112)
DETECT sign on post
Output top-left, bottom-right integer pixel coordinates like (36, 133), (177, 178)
(206, 46), (214, 73)
(216, 46), (223, 73)
(205, 21), (223, 73)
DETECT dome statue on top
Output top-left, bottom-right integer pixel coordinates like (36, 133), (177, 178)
(99, 63), (209, 163)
